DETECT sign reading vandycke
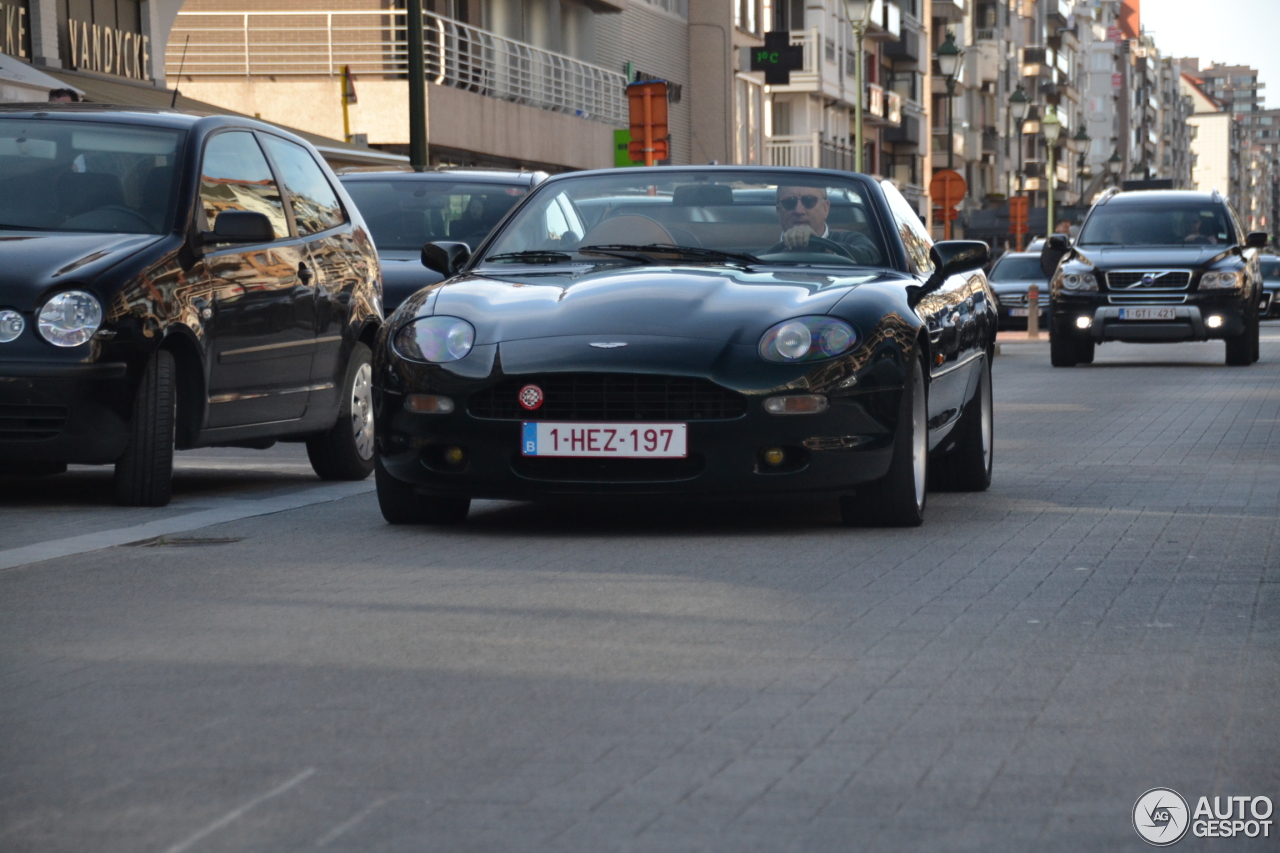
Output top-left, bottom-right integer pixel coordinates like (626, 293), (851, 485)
(66, 18), (150, 80)
(2, 0), (29, 59)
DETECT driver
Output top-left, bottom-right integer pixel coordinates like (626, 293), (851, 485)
(773, 184), (879, 263)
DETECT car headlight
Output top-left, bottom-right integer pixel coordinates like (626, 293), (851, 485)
(37, 290), (102, 347)
(1061, 273), (1098, 291)
(393, 316), (476, 363)
(1200, 271), (1243, 289)
(759, 316), (858, 363)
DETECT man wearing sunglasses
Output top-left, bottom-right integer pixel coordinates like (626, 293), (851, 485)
(774, 184), (879, 263)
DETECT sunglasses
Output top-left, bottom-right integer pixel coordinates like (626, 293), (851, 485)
(778, 195), (822, 211)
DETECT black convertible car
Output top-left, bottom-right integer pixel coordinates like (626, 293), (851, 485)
(372, 167), (996, 527)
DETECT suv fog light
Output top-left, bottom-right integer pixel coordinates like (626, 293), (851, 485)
(405, 394), (455, 414)
(443, 446), (466, 465)
(763, 394), (829, 415)
(1207, 314), (1224, 329)
(1075, 316), (1091, 329)
(762, 447), (785, 467)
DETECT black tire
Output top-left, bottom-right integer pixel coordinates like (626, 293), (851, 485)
(1049, 320), (1078, 367)
(1075, 338), (1095, 364)
(375, 459), (470, 524)
(113, 349), (175, 507)
(307, 343), (376, 480)
(841, 354), (927, 527)
(929, 353), (993, 492)
(1252, 310), (1261, 363)
(1225, 323), (1252, 366)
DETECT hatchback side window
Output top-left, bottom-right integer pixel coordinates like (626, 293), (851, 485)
(199, 131), (289, 239)
(881, 179), (933, 274)
(259, 136), (346, 236)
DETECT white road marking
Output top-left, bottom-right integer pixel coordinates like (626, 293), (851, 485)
(163, 768), (316, 853)
(0, 482), (374, 572)
(315, 797), (392, 848)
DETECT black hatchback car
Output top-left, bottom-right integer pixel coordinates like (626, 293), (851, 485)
(0, 107), (383, 505)
(1046, 189), (1266, 366)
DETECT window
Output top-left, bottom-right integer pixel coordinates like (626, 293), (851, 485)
(341, 180), (529, 250)
(880, 179), (932, 274)
(260, 136), (345, 236)
(734, 0), (759, 34)
(199, 131), (288, 239)
(735, 77), (763, 165)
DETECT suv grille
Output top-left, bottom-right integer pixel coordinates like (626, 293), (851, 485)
(0, 404), (68, 441)
(1106, 270), (1192, 290)
(469, 374), (748, 421)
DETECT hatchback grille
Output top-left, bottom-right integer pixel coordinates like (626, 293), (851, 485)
(469, 374), (748, 421)
(1106, 270), (1191, 290)
(0, 404), (68, 441)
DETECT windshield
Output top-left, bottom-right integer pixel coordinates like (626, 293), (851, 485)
(990, 257), (1045, 281)
(342, 178), (528, 250)
(1077, 203), (1234, 247)
(480, 170), (889, 268)
(0, 118), (184, 235)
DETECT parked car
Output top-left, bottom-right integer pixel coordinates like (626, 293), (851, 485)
(1259, 254), (1280, 319)
(0, 106), (383, 505)
(988, 251), (1049, 330)
(1046, 189), (1266, 366)
(339, 169), (544, 312)
(372, 166), (997, 528)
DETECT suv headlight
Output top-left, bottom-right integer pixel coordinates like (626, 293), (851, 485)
(759, 317), (858, 363)
(37, 290), (103, 347)
(393, 316), (476, 362)
(1200, 271), (1243, 289)
(1061, 273), (1098, 291)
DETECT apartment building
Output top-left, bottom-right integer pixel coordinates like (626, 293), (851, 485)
(1182, 71), (1240, 206)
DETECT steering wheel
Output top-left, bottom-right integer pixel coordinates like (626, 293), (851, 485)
(764, 234), (859, 261)
(65, 205), (155, 230)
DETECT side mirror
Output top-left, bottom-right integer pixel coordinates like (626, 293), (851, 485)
(1040, 233), (1072, 278)
(422, 241), (471, 276)
(1246, 231), (1269, 249)
(911, 241), (990, 305)
(199, 210), (275, 246)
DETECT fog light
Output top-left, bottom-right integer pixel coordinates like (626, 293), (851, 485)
(405, 394), (455, 414)
(443, 446), (466, 466)
(1075, 315), (1092, 329)
(1206, 314), (1224, 329)
(763, 394), (829, 415)
(762, 447), (785, 467)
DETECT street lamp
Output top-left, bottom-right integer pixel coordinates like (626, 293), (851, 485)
(1108, 150), (1122, 184)
(936, 30), (963, 170)
(843, 0), (874, 173)
(1009, 84), (1030, 194)
(1042, 106), (1061, 239)
(1074, 125), (1090, 199)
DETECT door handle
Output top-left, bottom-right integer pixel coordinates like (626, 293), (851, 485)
(297, 263), (314, 284)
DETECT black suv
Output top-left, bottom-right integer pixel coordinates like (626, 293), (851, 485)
(1045, 190), (1266, 366)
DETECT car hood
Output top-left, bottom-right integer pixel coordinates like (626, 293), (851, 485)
(425, 265), (894, 345)
(378, 249), (444, 312)
(1071, 245), (1237, 269)
(0, 231), (162, 305)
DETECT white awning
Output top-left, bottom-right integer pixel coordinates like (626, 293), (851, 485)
(0, 55), (83, 104)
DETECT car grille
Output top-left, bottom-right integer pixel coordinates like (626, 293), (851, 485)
(469, 374), (748, 421)
(1108, 294), (1188, 305)
(0, 404), (68, 441)
(1105, 270), (1192, 290)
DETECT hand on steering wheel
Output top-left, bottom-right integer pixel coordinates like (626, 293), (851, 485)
(764, 234), (857, 261)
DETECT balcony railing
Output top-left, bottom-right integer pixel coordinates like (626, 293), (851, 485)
(164, 10), (627, 126)
(766, 133), (820, 168)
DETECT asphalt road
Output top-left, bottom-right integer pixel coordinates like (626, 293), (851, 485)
(3, 331), (1279, 852)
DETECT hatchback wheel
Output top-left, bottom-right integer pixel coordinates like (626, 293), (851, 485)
(841, 354), (927, 527)
(307, 343), (376, 480)
(114, 349), (175, 507)
(375, 460), (470, 525)
(929, 353), (992, 492)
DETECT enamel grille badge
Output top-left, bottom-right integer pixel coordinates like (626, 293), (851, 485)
(519, 384), (544, 411)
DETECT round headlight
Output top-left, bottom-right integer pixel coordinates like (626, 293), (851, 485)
(37, 291), (102, 347)
(394, 316), (476, 363)
(0, 310), (24, 343)
(759, 317), (858, 363)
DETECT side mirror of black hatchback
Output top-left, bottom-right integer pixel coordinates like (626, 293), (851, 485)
(422, 241), (471, 277)
(1246, 231), (1269, 249)
(199, 210), (275, 246)
(910, 241), (990, 305)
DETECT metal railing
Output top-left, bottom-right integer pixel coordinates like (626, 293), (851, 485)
(164, 10), (627, 126)
(765, 133), (820, 168)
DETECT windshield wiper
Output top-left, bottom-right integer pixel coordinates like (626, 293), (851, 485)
(580, 244), (761, 267)
(485, 250), (574, 263)
(0, 223), (45, 231)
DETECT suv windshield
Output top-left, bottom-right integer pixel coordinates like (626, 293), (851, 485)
(480, 170), (888, 268)
(990, 256), (1044, 281)
(0, 118), (184, 235)
(342, 179), (528, 250)
(1077, 202), (1234, 247)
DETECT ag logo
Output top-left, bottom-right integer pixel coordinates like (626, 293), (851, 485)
(518, 384), (544, 411)
(1134, 788), (1190, 846)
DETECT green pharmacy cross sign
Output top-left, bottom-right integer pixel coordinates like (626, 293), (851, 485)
(750, 31), (804, 86)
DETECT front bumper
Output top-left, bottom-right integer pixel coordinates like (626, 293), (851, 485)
(0, 362), (134, 464)
(1262, 289), (1279, 319)
(1052, 294), (1249, 342)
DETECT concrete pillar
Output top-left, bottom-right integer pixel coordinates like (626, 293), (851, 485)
(27, 0), (60, 68)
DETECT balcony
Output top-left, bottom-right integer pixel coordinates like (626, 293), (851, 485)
(770, 28), (898, 126)
(165, 9), (628, 126)
(764, 133), (877, 172)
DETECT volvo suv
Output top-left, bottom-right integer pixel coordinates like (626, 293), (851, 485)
(1045, 190), (1266, 366)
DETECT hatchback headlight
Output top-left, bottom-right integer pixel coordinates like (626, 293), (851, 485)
(1061, 273), (1098, 291)
(37, 291), (102, 347)
(759, 317), (858, 363)
(393, 316), (476, 363)
(1200, 271), (1243, 289)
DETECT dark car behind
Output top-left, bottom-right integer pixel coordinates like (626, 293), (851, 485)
(988, 252), (1049, 330)
(1260, 255), (1280, 319)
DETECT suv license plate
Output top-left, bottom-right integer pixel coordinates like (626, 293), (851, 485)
(1118, 307), (1177, 321)
(522, 422), (687, 458)
(1009, 308), (1030, 317)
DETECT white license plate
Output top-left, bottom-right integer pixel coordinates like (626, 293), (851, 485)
(521, 422), (687, 458)
(1118, 307), (1177, 320)
(1009, 308), (1030, 317)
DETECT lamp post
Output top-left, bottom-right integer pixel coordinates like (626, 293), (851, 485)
(843, 0), (874, 173)
(1108, 150), (1122, 186)
(1042, 106), (1061, 239)
(1009, 83), (1030, 195)
(936, 31), (962, 171)
(1073, 125), (1090, 201)
(407, 0), (428, 170)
